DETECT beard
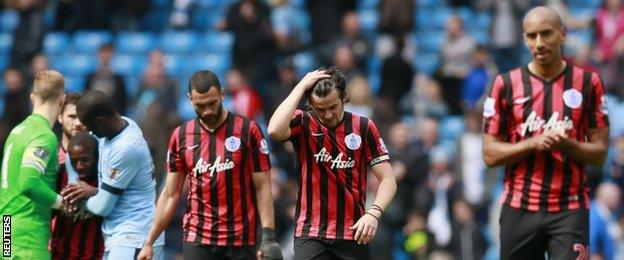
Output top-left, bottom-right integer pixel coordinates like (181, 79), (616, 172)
(197, 105), (224, 126)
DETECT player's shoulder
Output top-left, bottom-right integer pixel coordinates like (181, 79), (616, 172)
(347, 111), (377, 128)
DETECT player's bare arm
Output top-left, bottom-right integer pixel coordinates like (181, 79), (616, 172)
(252, 171), (283, 260)
(350, 162), (396, 245)
(268, 70), (329, 141)
(138, 171), (187, 260)
(61, 181), (98, 204)
(483, 133), (544, 167)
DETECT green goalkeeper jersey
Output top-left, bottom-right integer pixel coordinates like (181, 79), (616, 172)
(0, 114), (59, 250)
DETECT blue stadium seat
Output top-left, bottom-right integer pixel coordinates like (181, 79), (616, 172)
(367, 56), (381, 75)
(0, 33), (12, 55)
(51, 54), (97, 77)
(0, 55), (8, 71)
(111, 55), (147, 77)
(183, 54), (230, 76)
(414, 53), (440, 75)
(358, 9), (379, 33)
(417, 0), (445, 8)
(417, 32), (446, 52)
(115, 32), (156, 54)
(368, 71), (380, 94)
(293, 52), (316, 77)
(43, 32), (70, 55)
(0, 10), (18, 32)
(439, 116), (466, 141)
(456, 7), (476, 23)
(471, 30), (489, 45)
(358, 0), (379, 9)
(163, 54), (186, 75)
(124, 76), (140, 100)
(152, 0), (171, 8)
(72, 31), (113, 54)
(142, 8), (169, 31)
(201, 31), (233, 53)
(290, 0), (305, 8)
(159, 31), (200, 54)
(476, 12), (492, 30)
(64, 76), (86, 93)
(191, 9), (223, 30)
(178, 96), (196, 120)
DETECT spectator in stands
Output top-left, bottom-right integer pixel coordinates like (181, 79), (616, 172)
(403, 210), (434, 260)
(590, 182), (622, 260)
(412, 77), (449, 120)
(477, 0), (530, 73)
(332, 44), (361, 83)
(74, 0), (113, 30)
(270, 0), (309, 57)
(449, 199), (488, 260)
(0, 68), (29, 160)
(111, 0), (150, 31)
(26, 53), (49, 86)
(594, 0), (624, 95)
(610, 135), (624, 191)
(219, 0), (276, 88)
(379, 36), (414, 114)
(85, 43), (127, 115)
(377, 0), (414, 59)
(344, 76), (373, 118)
(457, 110), (490, 209)
(329, 11), (370, 73)
(546, 0), (592, 30)
(436, 14), (476, 115)
(461, 45), (497, 111)
(135, 50), (180, 187)
(6, 0), (45, 76)
(306, 0), (355, 46)
(226, 68), (263, 120)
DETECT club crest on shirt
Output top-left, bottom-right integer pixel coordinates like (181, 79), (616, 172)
(379, 138), (388, 153)
(483, 97), (495, 118)
(260, 139), (269, 154)
(344, 133), (361, 150)
(108, 168), (121, 180)
(563, 89), (583, 109)
(600, 95), (608, 115)
(225, 136), (241, 152)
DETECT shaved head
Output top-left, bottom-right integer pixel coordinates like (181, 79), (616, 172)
(523, 6), (563, 30)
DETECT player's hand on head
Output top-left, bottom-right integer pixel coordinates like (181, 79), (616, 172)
(350, 212), (379, 245)
(137, 245), (153, 260)
(61, 181), (98, 204)
(295, 70), (331, 91)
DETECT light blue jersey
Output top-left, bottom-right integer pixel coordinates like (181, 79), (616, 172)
(85, 117), (164, 250)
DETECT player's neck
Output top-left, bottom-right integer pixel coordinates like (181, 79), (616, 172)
(32, 104), (60, 129)
(528, 60), (567, 81)
(201, 110), (229, 132)
(107, 116), (128, 139)
(61, 135), (69, 151)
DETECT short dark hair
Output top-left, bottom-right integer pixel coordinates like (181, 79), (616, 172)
(62, 92), (82, 113)
(307, 67), (347, 101)
(99, 43), (114, 53)
(68, 132), (98, 153)
(76, 90), (117, 122)
(188, 70), (221, 94)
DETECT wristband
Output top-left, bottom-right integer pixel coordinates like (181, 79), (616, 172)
(365, 212), (379, 222)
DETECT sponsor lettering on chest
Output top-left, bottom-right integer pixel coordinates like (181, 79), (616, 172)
(192, 156), (235, 177)
(520, 111), (573, 137)
(313, 148), (355, 169)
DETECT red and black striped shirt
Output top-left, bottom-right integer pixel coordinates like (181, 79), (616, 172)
(483, 65), (610, 212)
(50, 147), (104, 260)
(289, 110), (390, 240)
(167, 112), (271, 246)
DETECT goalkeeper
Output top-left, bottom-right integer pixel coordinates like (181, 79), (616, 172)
(0, 70), (67, 259)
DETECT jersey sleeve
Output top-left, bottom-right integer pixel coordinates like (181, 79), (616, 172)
(166, 127), (187, 174)
(289, 109), (305, 137)
(100, 145), (139, 194)
(17, 135), (59, 207)
(587, 73), (610, 129)
(250, 121), (271, 172)
(364, 119), (390, 167)
(482, 75), (508, 136)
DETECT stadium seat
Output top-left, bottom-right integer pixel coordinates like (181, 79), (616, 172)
(0, 55), (8, 71)
(50, 54), (97, 77)
(456, 7), (476, 24)
(200, 31), (233, 54)
(0, 10), (18, 32)
(368, 71), (381, 94)
(152, 0), (171, 8)
(439, 116), (465, 141)
(191, 9), (223, 30)
(358, 9), (379, 33)
(111, 54), (147, 77)
(417, 0), (444, 8)
(124, 76), (140, 100)
(414, 52), (440, 75)
(115, 32), (157, 54)
(159, 31), (200, 54)
(0, 33), (12, 55)
(476, 12), (492, 30)
(183, 54), (230, 76)
(43, 32), (70, 55)
(358, 0), (379, 9)
(72, 31), (113, 54)
(163, 54), (186, 75)
(177, 95), (196, 120)
(293, 52), (316, 77)
(63, 76), (86, 93)
(417, 31), (446, 52)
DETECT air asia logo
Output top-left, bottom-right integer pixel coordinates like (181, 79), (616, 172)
(520, 111), (573, 137)
(192, 156), (235, 177)
(313, 148), (355, 169)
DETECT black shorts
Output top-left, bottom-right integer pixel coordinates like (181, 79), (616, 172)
(293, 237), (371, 260)
(499, 205), (589, 260)
(182, 242), (255, 260)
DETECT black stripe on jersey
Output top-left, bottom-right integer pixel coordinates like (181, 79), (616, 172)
(560, 67), (574, 210)
(520, 67), (536, 210)
(317, 121), (329, 238)
(502, 72), (518, 206)
(499, 73), (513, 135)
(101, 182), (124, 195)
(59, 220), (71, 259)
(328, 119), (344, 239)
(178, 122), (191, 238)
(357, 116), (370, 220)
(239, 119), (250, 244)
(365, 122), (380, 161)
(301, 114), (314, 237)
(225, 115), (236, 246)
(584, 72), (597, 128)
(292, 133), (303, 236)
(338, 113), (354, 240)
(193, 121), (205, 243)
(208, 127), (219, 245)
(251, 124), (262, 172)
(540, 81), (554, 210)
(77, 220), (90, 259)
